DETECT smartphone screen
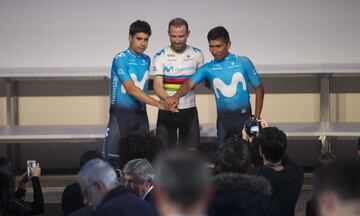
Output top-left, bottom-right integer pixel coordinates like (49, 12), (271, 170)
(27, 160), (36, 178)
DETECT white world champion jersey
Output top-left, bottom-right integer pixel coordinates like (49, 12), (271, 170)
(152, 45), (204, 109)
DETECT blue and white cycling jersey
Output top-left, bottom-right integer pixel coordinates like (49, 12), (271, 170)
(190, 53), (261, 113)
(110, 48), (151, 111)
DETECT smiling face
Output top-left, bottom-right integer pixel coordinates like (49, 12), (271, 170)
(168, 25), (189, 52)
(208, 39), (231, 61)
(129, 32), (150, 55)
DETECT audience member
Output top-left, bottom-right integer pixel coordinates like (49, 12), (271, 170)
(209, 137), (280, 216)
(242, 118), (269, 166)
(254, 127), (304, 216)
(196, 141), (218, 175)
(61, 150), (104, 215)
(77, 159), (157, 216)
(306, 152), (336, 216)
(118, 132), (165, 168)
(315, 159), (360, 216)
(154, 150), (212, 216)
(0, 157), (44, 215)
(123, 159), (156, 207)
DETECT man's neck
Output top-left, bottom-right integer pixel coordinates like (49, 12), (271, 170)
(214, 52), (230, 62)
(128, 47), (142, 56)
(263, 159), (284, 171)
(163, 204), (207, 216)
(170, 45), (187, 54)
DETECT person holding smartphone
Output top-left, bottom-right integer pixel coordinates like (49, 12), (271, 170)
(0, 157), (44, 215)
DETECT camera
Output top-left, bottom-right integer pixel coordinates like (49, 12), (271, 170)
(244, 116), (262, 137)
(27, 160), (36, 178)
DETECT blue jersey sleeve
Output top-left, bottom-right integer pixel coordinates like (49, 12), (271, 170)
(112, 54), (131, 83)
(190, 64), (208, 85)
(242, 56), (261, 88)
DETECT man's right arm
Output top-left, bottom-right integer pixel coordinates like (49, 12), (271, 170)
(114, 55), (175, 111)
(153, 76), (169, 100)
(168, 65), (207, 109)
(167, 79), (196, 109)
(173, 79), (196, 100)
(122, 80), (162, 108)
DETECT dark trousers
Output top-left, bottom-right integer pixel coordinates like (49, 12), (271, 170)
(103, 110), (149, 165)
(216, 109), (251, 146)
(156, 107), (200, 148)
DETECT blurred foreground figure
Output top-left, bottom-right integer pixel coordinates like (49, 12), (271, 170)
(154, 150), (212, 216)
(315, 159), (360, 216)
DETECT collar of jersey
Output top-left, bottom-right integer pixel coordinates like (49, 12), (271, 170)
(169, 45), (188, 54)
(214, 52), (232, 63)
(127, 48), (143, 58)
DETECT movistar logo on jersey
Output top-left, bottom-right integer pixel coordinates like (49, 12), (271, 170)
(164, 66), (196, 73)
(213, 72), (247, 99)
(164, 66), (174, 73)
(121, 71), (149, 94)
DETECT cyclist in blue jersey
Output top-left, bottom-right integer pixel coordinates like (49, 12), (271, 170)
(168, 26), (265, 145)
(104, 20), (173, 165)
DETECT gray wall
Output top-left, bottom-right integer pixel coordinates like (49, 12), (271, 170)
(1, 0), (360, 68)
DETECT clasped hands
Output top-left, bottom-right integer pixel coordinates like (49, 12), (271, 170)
(159, 95), (180, 113)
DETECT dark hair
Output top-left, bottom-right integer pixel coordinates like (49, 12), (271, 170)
(207, 26), (230, 43)
(154, 150), (210, 207)
(80, 150), (104, 167)
(315, 159), (360, 201)
(118, 132), (165, 168)
(257, 127), (287, 163)
(196, 141), (218, 164)
(129, 20), (151, 36)
(168, 18), (189, 32)
(0, 158), (15, 212)
(216, 136), (250, 173)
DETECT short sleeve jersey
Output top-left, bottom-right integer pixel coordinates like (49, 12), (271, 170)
(152, 45), (204, 109)
(190, 53), (261, 113)
(110, 48), (150, 111)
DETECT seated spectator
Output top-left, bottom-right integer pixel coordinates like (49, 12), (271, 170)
(123, 159), (156, 207)
(0, 157), (44, 215)
(77, 159), (156, 216)
(196, 141), (218, 175)
(118, 132), (165, 169)
(209, 137), (280, 216)
(61, 150), (104, 215)
(306, 152), (336, 216)
(154, 150), (212, 216)
(254, 127), (304, 216)
(315, 159), (360, 216)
